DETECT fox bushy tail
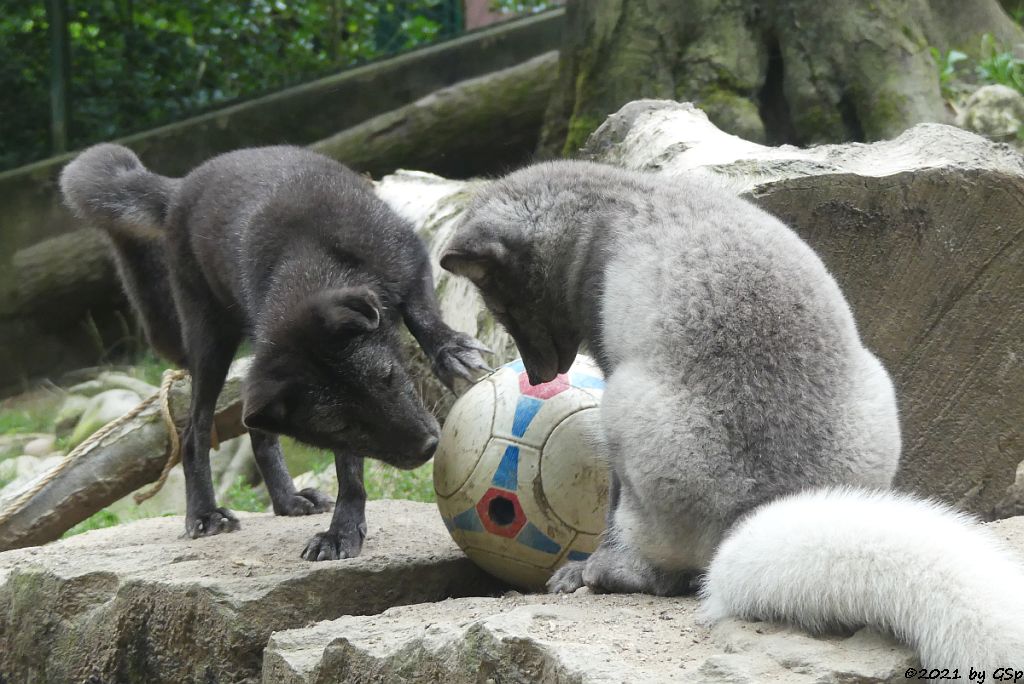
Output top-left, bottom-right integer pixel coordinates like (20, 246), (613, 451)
(60, 144), (187, 366)
(702, 487), (1024, 669)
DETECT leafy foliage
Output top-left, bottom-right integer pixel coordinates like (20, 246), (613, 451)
(977, 33), (1024, 94)
(931, 34), (1024, 101)
(930, 46), (968, 99)
(1, 1), (462, 170)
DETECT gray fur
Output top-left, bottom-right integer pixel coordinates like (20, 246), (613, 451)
(443, 162), (899, 574)
(445, 160), (1024, 665)
(62, 144), (488, 560)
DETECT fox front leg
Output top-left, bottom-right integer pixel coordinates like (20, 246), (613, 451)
(301, 450), (367, 561)
(400, 270), (490, 390)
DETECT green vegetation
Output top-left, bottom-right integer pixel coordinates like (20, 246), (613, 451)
(222, 475), (271, 512)
(2, 1), (466, 171)
(931, 34), (1024, 99)
(977, 33), (1024, 94)
(280, 437), (435, 502)
(63, 508), (120, 537)
(128, 351), (170, 388)
(365, 461), (434, 502)
(930, 46), (968, 98)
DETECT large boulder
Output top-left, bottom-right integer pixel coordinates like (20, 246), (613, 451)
(575, 101), (1024, 518)
(0, 500), (503, 684)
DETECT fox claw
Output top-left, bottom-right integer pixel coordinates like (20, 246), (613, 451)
(434, 334), (492, 388)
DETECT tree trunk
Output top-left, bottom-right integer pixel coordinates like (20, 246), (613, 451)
(539, 0), (1024, 156)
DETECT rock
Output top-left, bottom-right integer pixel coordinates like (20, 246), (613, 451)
(65, 371), (158, 399)
(106, 463), (187, 518)
(956, 84), (1024, 149)
(291, 468), (339, 500)
(67, 388), (143, 449)
(0, 433), (50, 458)
(0, 500), (504, 684)
(94, 370), (160, 398)
(580, 100), (1024, 519)
(994, 458), (1024, 519)
(21, 435), (54, 458)
(214, 435), (259, 500)
(53, 393), (90, 437)
(265, 516), (1024, 683)
(264, 596), (913, 683)
(0, 454), (63, 500)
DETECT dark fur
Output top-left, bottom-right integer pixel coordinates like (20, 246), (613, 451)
(61, 144), (487, 559)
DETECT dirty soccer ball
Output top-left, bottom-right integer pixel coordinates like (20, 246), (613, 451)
(434, 355), (609, 591)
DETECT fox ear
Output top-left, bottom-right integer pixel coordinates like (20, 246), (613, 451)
(440, 240), (507, 283)
(243, 379), (289, 434)
(311, 287), (381, 334)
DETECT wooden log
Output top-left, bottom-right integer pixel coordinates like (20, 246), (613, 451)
(0, 359), (249, 551)
(311, 51), (558, 179)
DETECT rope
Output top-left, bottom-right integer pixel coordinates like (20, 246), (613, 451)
(133, 369), (189, 504)
(0, 369), (188, 528)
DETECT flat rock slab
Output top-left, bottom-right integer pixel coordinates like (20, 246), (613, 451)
(0, 500), (503, 684)
(265, 517), (1024, 683)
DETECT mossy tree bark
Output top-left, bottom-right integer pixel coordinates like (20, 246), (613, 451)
(540, 0), (1024, 155)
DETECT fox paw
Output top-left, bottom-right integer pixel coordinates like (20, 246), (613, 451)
(273, 488), (334, 516)
(185, 507), (241, 538)
(300, 523), (367, 561)
(547, 560), (587, 593)
(433, 334), (491, 389)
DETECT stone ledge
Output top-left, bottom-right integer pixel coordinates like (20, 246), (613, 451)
(262, 517), (1024, 683)
(0, 500), (504, 684)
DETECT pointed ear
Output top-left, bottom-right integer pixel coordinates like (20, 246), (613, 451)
(439, 240), (507, 283)
(243, 379), (290, 434)
(310, 287), (381, 334)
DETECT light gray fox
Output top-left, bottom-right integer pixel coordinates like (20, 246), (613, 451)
(440, 159), (1024, 667)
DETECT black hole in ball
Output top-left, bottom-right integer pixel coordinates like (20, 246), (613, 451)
(488, 496), (516, 526)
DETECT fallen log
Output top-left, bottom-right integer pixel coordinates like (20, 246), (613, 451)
(312, 51), (558, 179)
(0, 359), (249, 551)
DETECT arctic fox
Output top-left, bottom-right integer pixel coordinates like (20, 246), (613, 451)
(61, 144), (488, 560)
(440, 159), (1024, 667)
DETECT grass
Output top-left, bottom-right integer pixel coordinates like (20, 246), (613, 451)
(365, 461), (435, 503)
(0, 392), (62, 437)
(128, 351), (171, 388)
(279, 437), (436, 502)
(63, 509), (121, 537)
(222, 475), (271, 512)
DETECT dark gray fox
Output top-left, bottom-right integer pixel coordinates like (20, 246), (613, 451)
(61, 144), (488, 560)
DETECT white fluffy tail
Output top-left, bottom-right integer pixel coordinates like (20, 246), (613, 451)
(701, 488), (1024, 668)
(60, 143), (178, 236)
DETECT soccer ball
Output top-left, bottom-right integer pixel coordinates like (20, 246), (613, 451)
(434, 355), (608, 591)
